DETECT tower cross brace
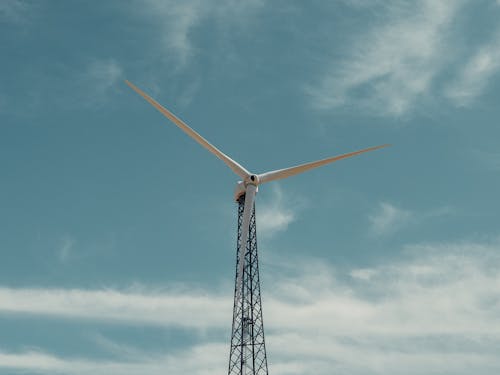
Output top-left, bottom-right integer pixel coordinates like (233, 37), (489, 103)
(228, 194), (269, 375)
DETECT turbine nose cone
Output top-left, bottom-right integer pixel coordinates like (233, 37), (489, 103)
(247, 174), (260, 185)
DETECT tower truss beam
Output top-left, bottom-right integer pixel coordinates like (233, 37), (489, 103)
(228, 195), (269, 375)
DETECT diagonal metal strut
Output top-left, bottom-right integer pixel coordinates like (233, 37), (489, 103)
(228, 195), (269, 375)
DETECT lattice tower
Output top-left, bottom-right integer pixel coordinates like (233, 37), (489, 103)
(228, 194), (269, 375)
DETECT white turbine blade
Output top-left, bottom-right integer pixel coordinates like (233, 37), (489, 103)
(235, 184), (257, 301)
(125, 80), (250, 179)
(257, 144), (390, 184)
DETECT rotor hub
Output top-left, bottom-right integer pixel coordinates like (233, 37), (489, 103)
(245, 174), (260, 186)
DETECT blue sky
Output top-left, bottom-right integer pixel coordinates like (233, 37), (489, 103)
(1, 0), (500, 374)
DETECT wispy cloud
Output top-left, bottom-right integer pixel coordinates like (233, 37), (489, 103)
(445, 30), (500, 106)
(57, 235), (75, 263)
(368, 202), (412, 236)
(349, 267), (377, 281)
(76, 59), (123, 107)
(4, 58), (124, 114)
(0, 0), (32, 23)
(1, 239), (500, 374)
(368, 202), (453, 236)
(257, 186), (296, 238)
(308, 0), (465, 116)
(263, 240), (500, 374)
(339, 0), (383, 8)
(139, 0), (202, 66)
(57, 59), (123, 109)
(136, 0), (264, 67)
(270, 242), (500, 337)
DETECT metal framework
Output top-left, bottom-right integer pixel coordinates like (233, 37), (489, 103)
(228, 194), (269, 375)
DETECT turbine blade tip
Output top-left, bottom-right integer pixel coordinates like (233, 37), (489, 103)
(374, 143), (391, 150)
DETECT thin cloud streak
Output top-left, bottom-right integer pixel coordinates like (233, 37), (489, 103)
(0, 343), (227, 375)
(57, 235), (76, 263)
(0, 286), (230, 329)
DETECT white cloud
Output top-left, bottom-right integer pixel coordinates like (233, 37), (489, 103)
(266, 241), (500, 374)
(1, 239), (500, 374)
(0, 343), (227, 375)
(368, 202), (412, 235)
(308, 0), (465, 116)
(257, 186), (296, 238)
(445, 31), (500, 106)
(268, 242), (500, 337)
(0, 285), (230, 329)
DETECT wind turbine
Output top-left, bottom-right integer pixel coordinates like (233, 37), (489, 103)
(125, 80), (389, 375)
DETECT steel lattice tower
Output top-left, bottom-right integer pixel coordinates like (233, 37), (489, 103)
(228, 194), (269, 375)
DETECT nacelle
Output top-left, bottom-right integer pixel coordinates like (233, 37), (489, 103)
(234, 181), (258, 201)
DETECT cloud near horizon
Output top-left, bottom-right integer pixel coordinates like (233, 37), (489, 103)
(1, 237), (500, 374)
